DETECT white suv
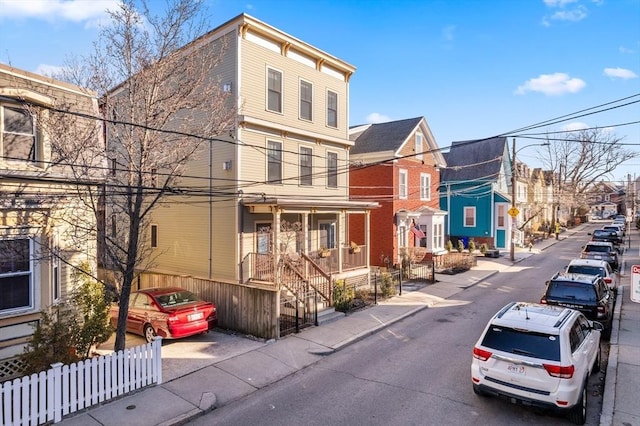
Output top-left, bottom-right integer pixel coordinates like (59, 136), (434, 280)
(565, 258), (618, 293)
(471, 302), (602, 425)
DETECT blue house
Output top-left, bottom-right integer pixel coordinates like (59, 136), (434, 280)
(439, 137), (512, 250)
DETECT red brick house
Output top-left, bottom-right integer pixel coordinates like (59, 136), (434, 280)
(348, 117), (447, 267)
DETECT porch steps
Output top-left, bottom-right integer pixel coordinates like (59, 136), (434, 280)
(317, 308), (345, 325)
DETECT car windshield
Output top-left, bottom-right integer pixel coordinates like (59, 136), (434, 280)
(584, 245), (610, 253)
(547, 281), (597, 302)
(567, 265), (605, 277)
(156, 290), (199, 307)
(481, 326), (560, 361)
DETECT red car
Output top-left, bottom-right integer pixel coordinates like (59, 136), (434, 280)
(110, 287), (217, 343)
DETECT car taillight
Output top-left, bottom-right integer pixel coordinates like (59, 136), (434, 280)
(603, 277), (612, 284)
(168, 314), (179, 323)
(540, 298), (547, 304)
(473, 347), (492, 361)
(543, 364), (574, 378)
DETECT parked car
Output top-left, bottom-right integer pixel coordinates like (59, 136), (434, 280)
(580, 240), (619, 270)
(109, 287), (217, 343)
(603, 224), (624, 239)
(471, 302), (602, 425)
(540, 272), (614, 339)
(564, 258), (618, 293)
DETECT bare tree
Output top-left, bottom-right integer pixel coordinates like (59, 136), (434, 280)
(539, 128), (638, 217)
(51, 0), (236, 351)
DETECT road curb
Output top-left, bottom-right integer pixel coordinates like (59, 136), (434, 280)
(599, 285), (623, 426)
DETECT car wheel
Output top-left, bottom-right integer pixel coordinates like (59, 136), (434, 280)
(143, 324), (157, 343)
(568, 383), (587, 425)
(472, 384), (487, 397)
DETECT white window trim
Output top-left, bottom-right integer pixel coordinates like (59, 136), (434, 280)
(150, 224), (158, 248)
(399, 169), (408, 199)
(398, 225), (407, 249)
(326, 150), (338, 189)
(420, 173), (431, 201)
(464, 206), (476, 227)
(299, 78), (313, 122)
(266, 139), (283, 184)
(0, 237), (35, 314)
(266, 66), (283, 114)
(299, 145), (313, 186)
(51, 235), (61, 303)
(415, 133), (423, 160)
(326, 90), (338, 128)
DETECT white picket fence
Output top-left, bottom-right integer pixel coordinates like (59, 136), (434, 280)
(1, 338), (162, 425)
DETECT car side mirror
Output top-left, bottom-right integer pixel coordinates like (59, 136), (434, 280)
(591, 321), (605, 331)
(587, 233), (592, 236)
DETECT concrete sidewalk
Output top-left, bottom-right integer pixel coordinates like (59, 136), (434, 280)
(58, 224), (635, 426)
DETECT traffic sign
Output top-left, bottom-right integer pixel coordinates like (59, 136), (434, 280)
(508, 207), (519, 218)
(631, 265), (640, 303)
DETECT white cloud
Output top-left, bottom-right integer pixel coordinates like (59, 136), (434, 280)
(0, 0), (120, 22)
(34, 64), (66, 77)
(549, 6), (587, 22)
(543, 0), (579, 6)
(442, 25), (456, 42)
(365, 113), (390, 124)
(561, 122), (589, 132)
(541, 0), (588, 25)
(618, 46), (635, 54)
(604, 67), (638, 79)
(515, 73), (586, 95)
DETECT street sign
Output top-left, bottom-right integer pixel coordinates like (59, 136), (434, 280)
(508, 207), (519, 218)
(632, 265), (640, 303)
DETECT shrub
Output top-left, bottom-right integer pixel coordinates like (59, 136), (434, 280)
(333, 279), (354, 312)
(380, 272), (396, 298)
(456, 239), (465, 253)
(480, 243), (488, 254)
(446, 240), (454, 252)
(468, 240), (476, 252)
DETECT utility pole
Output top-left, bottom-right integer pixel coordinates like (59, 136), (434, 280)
(510, 138), (516, 262)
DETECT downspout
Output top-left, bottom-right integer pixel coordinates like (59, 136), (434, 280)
(208, 138), (213, 279)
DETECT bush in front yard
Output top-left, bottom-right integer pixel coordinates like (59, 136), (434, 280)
(333, 279), (354, 312)
(380, 272), (396, 298)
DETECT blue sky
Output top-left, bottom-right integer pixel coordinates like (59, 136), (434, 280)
(1, 0), (639, 182)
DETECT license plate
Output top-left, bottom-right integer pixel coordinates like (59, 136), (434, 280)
(507, 364), (525, 374)
(188, 312), (204, 321)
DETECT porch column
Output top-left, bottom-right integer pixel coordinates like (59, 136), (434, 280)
(301, 212), (309, 254)
(273, 207), (281, 339)
(365, 210), (371, 269)
(337, 210), (345, 273)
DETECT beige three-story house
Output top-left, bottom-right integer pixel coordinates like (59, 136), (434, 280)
(122, 14), (378, 339)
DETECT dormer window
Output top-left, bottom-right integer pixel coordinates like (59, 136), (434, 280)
(1, 105), (36, 162)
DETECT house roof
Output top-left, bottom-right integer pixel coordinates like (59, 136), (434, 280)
(349, 117), (423, 155)
(441, 137), (507, 182)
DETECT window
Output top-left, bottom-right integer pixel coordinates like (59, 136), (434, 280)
(399, 169), (408, 199)
(420, 173), (431, 200)
(464, 206), (476, 227)
(497, 205), (505, 227)
(267, 68), (282, 113)
(51, 243), (60, 302)
(0, 239), (33, 312)
(150, 224), (158, 248)
(415, 133), (423, 160)
(327, 90), (337, 128)
(1, 105), (36, 162)
(256, 223), (272, 254)
(300, 80), (312, 121)
(433, 223), (443, 249)
(327, 151), (338, 188)
(419, 225), (428, 247)
(319, 222), (336, 249)
(267, 140), (282, 183)
(110, 158), (117, 176)
(111, 214), (117, 238)
(299, 146), (312, 186)
(398, 225), (407, 248)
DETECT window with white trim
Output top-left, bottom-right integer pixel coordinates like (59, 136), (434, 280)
(433, 223), (443, 249)
(399, 169), (408, 199)
(327, 151), (338, 188)
(327, 90), (337, 128)
(267, 68), (282, 113)
(299, 146), (312, 186)
(1, 105), (37, 162)
(300, 80), (312, 121)
(150, 224), (158, 248)
(267, 140), (283, 183)
(464, 206), (476, 227)
(0, 238), (33, 312)
(497, 205), (506, 228)
(415, 133), (423, 160)
(398, 225), (407, 248)
(420, 173), (431, 200)
(319, 221), (336, 249)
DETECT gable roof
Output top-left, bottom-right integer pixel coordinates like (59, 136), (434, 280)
(441, 136), (507, 182)
(349, 117), (423, 155)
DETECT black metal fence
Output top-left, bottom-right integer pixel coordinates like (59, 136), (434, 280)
(279, 289), (318, 337)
